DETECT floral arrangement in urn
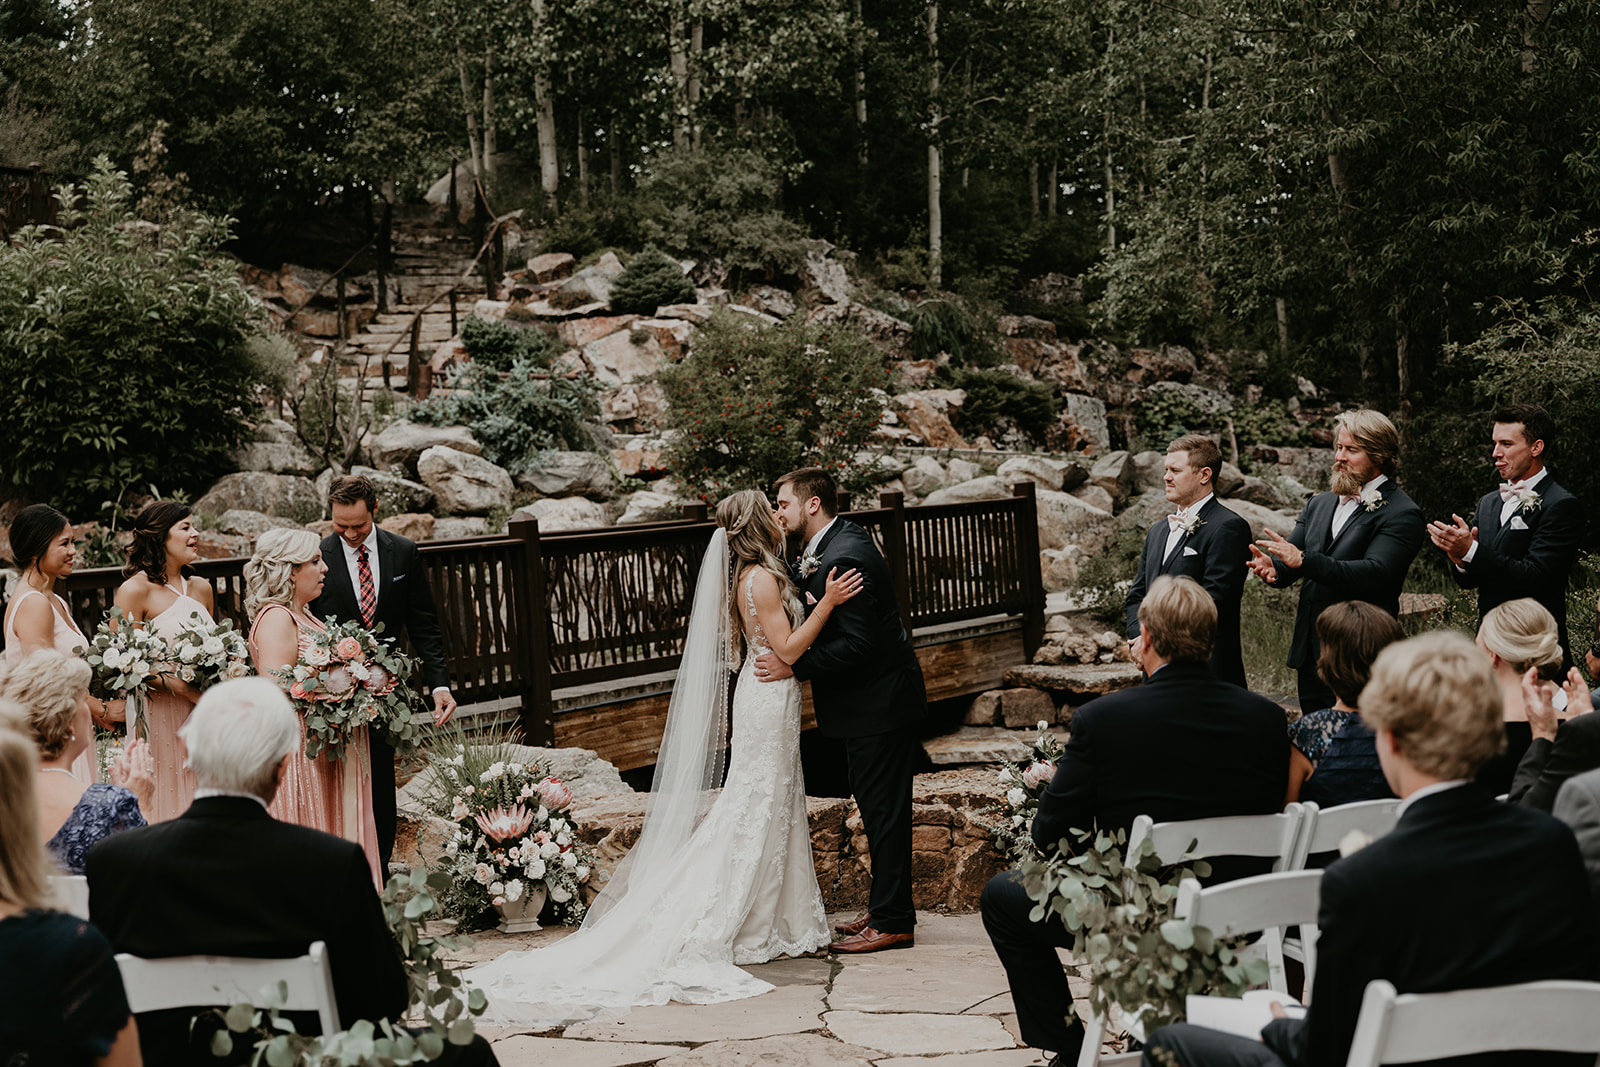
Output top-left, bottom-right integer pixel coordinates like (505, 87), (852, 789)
(435, 747), (598, 928)
(983, 720), (1067, 865)
(272, 620), (423, 762)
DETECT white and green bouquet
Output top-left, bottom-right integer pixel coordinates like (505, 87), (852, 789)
(162, 615), (252, 689)
(983, 719), (1068, 865)
(86, 607), (166, 739)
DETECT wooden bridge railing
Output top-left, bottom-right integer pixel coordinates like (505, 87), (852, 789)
(41, 483), (1044, 745)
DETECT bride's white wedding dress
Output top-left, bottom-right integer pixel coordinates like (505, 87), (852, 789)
(465, 533), (829, 1026)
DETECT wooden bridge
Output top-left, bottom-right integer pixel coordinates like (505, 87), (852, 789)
(50, 485), (1045, 771)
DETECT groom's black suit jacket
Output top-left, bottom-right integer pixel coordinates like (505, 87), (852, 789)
(1453, 476), (1582, 663)
(86, 796), (408, 1066)
(1124, 495), (1251, 687)
(790, 519), (926, 738)
(1257, 784), (1600, 1067)
(1267, 481), (1425, 671)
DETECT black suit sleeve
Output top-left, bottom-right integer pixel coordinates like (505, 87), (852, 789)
(398, 540), (451, 692)
(1298, 501), (1425, 592)
(1463, 491), (1584, 591)
(790, 550), (887, 681)
(1267, 498), (1315, 589)
(1512, 716), (1600, 813)
(1031, 707), (1099, 854)
(1262, 860), (1365, 1067)
(1450, 495), (1497, 591)
(1124, 525), (1158, 639)
(1199, 513), (1251, 609)
(328, 844), (409, 1027)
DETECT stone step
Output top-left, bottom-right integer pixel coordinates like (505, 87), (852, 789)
(922, 726), (1047, 767)
(1002, 662), (1143, 700)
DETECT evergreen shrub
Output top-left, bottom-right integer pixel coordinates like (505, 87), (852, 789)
(609, 247), (695, 314)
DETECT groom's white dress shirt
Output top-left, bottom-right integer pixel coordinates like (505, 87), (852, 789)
(803, 517), (838, 561)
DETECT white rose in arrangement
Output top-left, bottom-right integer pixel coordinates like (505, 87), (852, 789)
(443, 840), (458, 856)
(349, 662), (371, 682)
(509, 763), (525, 775)
(549, 818), (567, 833)
(480, 762), (506, 782)
(489, 880), (504, 896)
(305, 644), (332, 667)
(102, 648), (123, 671)
(293, 665), (311, 681)
(505, 878), (524, 902)
(540, 841), (560, 860)
(473, 863), (494, 885)
(562, 852), (577, 870)
(525, 857), (546, 879)
(576, 865), (590, 882)
(537, 805), (549, 821)
(130, 659), (150, 678)
(550, 886), (572, 903)
(180, 643), (202, 663)
(202, 636), (226, 657)
(555, 832), (571, 847)
(450, 797), (471, 820)
(1007, 788), (1026, 806)
(224, 661), (250, 680)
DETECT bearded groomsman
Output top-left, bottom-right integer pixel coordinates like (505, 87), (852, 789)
(1248, 410), (1425, 712)
(1428, 403), (1583, 666)
(1125, 434), (1252, 687)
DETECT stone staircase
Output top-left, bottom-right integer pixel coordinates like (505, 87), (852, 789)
(338, 206), (482, 382)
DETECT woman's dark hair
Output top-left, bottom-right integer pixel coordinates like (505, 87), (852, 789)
(7, 504), (69, 572)
(123, 500), (194, 583)
(1315, 601), (1406, 708)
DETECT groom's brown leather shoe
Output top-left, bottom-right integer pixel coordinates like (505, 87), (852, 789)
(829, 927), (914, 953)
(833, 913), (872, 936)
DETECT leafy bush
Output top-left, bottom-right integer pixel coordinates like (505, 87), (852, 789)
(459, 315), (556, 373)
(947, 368), (1058, 447)
(636, 146), (813, 277)
(609, 246), (695, 314)
(658, 311), (891, 499)
(411, 362), (598, 474)
(0, 158), (272, 516)
(907, 298), (998, 366)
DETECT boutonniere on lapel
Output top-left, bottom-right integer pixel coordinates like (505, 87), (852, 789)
(1174, 512), (1205, 536)
(797, 552), (822, 579)
(1512, 486), (1542, 514)
(1360, 486), (1387, 513)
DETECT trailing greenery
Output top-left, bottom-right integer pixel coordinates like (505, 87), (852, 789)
(0, 158), (270, 517)
(658, 311), (891, 499)
(457, 315), (556, 373)
(907, 299), (998, 367)
(946, 368), (1058, 447)
(411, 361), (599, 475)
(1021, 827), (1268, 1035)
(609, 246), (696, 314)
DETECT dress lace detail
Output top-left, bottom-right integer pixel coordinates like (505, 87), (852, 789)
(464, 567), (828, 1025)
(45, 783), (146, 875)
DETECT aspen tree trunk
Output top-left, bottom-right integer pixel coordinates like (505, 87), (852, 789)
(1048, 160), (1058, 218)
(1030, 162), (1040, 220)
(853, 0), (868, 167)
(670, 9), (690, 150)
(1102, 27), (1115, 252)
(455, 39), (482, 176)
(577, 107), (589, 210)
(481, 49), (496, 177)
(689, 20), (704, 152)
(926, 1), (942, 288)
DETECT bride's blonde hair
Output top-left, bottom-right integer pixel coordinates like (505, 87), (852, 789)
(716, 490), (803, 662)
(244, 528), (322, 620)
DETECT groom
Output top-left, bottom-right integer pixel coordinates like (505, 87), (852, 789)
(758, 467), (927, 953)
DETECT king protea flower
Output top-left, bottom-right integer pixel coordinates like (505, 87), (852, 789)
(475, 804), (535, 842)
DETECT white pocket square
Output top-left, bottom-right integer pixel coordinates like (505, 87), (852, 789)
(1510, 517), (1529, 530)
(1182, 546), (1199, 557)
(805, 591), (817, 605)
(392, 574), (405, 581)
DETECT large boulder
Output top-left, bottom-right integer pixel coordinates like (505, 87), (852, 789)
(599, 382), (670, 428)
(1090, 450), (1137, 502)
(230, 419), (320, 476)
(416, 446), (513, 516)
(895, 393), (967, 449)
(799, 243), (850, 304)
(431, 517), (486, 540)
(583, 330), (669, 385)
(998, 455), (1066, 492)
(1222, 498), (1302, 542)
(922, 477), (1008, 506)
(1070, 484), (1116, 513)
(525, 252), (575, 283)
(379, 513), (436, 542)
(557, 264), (618, 306)
(216, 509), (301, 538)
(900, 456), (948, 498)
(194, 473), (320, 522)
(617, 490), (679, 524)
(349, 465), (434, 514)
(1145, 380), (1235, 417)
(515, 497), (607, 532)
(1126, 345), (1197, 385)
(630, 318), (695, 361)
(370, 421), (482, 475)
(556, 314), (638, 349)
(1034, 488), (1116, 553)
(1229, 474), (1290, 509)
(1214, 461), (1247, 497)
(743, 285), (797, 319)
(1050, 393), (1111, 455)
(514, 451), (615, 500)
(945, 457), (981, 484)
(1131, 450), (1167, 492)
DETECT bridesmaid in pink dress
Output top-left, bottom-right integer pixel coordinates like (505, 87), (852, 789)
(3, 504), (112, 782)
(112, 501), (213, 822)
(244, 527), (381, 883)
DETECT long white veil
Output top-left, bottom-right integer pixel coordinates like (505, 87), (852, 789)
(581, 527), (733, 921)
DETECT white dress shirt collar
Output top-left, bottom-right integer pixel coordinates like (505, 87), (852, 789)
(1395, 778), (1469, 819)
(340, 525), (381, 590)
(194, 787), (270, 811)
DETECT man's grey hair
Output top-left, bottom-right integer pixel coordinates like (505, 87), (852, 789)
(179, 677), (300, 799)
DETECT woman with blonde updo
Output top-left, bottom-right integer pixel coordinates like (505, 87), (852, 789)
(0, 650), (154, 874)
(1475, 597), (1567, 796)
(244, 528), (378, 881)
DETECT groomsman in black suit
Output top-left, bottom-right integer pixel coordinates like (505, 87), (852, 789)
(1248, 409), (1425, 712)
(1143, 631), (1600, 1067)
(1125, 433), (1252, 686)
(758, 466), (927, 953)
(311, 474), (456, 870)
(1428, 403), (1583, 666)
(87, 678), (498, 1067)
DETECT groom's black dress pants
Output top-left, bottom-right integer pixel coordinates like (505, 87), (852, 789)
(847, 726), (917, 934)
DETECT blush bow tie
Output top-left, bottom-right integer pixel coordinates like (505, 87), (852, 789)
(1167, 513), (1188, 532)
(1498, 481), (1526, 502)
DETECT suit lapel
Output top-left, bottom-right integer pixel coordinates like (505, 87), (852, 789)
(1481, 490), (1506, 545)
(321, 536), (358, 621)
(375, 529), (402, 618)
(1330, 482), (1391, 550)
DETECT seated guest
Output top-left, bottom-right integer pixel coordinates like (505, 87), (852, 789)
(1285, 602), (1403, 808)
(86, 677), (498, 1067)
(0, 704), (143, 1066)
(983, 575), (1288, 1066)
(1554, 766), (1600, 924)
(1475, 597), (1565, 796)
(0, 650), (153, 873)
(1144, 630), (1600, 1067)
(1512, 657), (1600, 813)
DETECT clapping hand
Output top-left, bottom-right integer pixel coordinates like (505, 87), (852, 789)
(1521, 667), (1561, 743)
(110, 738), (157, 813)
(820, 567), (864, 608)
(1248, 529), (1302, 579)
(1426, 514), (1476, 565)
(1563, 667), (1593, 719)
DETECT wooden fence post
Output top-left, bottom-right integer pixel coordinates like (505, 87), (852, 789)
(680, 502), (708, 522)
(406, 316), (422, 393)
(508, 516), (555, 745)
(1012, 481), (1046, 659)
(879, 490), (913, 626)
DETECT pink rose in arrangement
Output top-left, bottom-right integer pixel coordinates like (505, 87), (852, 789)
(537, 777), (574, 810)
(335, 636), (364, 661)
(533, 830), (550, 844)
(1021, 760), (1056, 790)
(288, 681), (308, 701)
(475, 803), (536, 842)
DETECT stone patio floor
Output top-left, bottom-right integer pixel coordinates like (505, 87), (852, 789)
(451, 911), (1107, 1067)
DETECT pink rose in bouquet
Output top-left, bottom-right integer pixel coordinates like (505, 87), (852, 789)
(1022, 760), (1056, 790)
(336, 636), (364, 661)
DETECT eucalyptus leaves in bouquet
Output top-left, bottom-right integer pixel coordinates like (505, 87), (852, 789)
(982, 720), (1066, 864)
(86, 608), (165, 738)
(273, 620), (424, 762)
(1020, 827), (1268, 1035)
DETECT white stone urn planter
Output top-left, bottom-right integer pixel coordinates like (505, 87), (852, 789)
(495, 882), (548, 934)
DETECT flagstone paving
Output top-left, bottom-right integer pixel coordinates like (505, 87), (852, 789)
(470, 912), (1093, 1066)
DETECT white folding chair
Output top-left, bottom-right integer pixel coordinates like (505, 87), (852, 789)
(1282, 799), (1402, 984)
(116, 940), (341, 1038)
(1175, 870), (1323, 990)
(1344, 977), (1600, 1066)
(49, 874), (91, 920)
(1076, 807), (1309, 1066)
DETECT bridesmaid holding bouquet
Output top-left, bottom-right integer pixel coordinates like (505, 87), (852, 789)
(112, 501), (214, 822)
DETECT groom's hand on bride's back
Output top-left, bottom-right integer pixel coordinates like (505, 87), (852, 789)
(755, 651), (794, 682)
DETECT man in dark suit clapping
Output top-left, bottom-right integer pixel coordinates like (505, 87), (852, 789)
(758, 466), (927, 954)
(1125, 433), (1252, 686)
(1428, 403), (1583, 666)
(1144, 630), (1600, 1067)
(982, 576), (1288, 1066)
(1249, 409), (1425, 712)
(311, 474), (455, 871)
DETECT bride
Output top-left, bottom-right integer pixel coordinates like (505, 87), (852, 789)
(465, 489), (863, 1025)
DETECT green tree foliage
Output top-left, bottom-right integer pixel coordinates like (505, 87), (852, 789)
(946, 368), (1057, 447)
(636, 146), (814, 277)
(659, 311), (891, 499)
(457, 315), (557, 373)
(0, 159), (271, 516)
(609, 246), (696, 314)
